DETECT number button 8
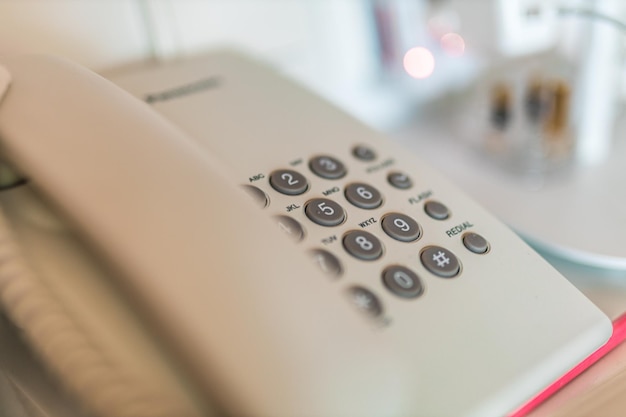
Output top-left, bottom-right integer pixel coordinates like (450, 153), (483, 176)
(343, 230), (383, 261)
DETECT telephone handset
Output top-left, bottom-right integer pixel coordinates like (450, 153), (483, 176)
(0, 52), (612, 417)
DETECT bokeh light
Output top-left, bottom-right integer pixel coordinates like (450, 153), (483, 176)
(403, 47), (435, 79)
(440, 32), (465, 57)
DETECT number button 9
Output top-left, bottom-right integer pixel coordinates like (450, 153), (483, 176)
(269, 169), (309, 195)
(381, 213), (421, 242)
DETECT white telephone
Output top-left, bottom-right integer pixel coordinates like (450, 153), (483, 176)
(0, 51), (612, 417)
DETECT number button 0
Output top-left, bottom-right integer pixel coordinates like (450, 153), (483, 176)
(343, 230), (383, 261)
(381, 213), (421, 242)
(269, 169), (309, 195)
(382, 265), (424, 298)
(304, 198), (346, 227)
(309, 155), (347, 179)
(344, 183), (383, 209)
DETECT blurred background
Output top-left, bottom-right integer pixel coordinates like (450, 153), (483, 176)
(2, 1), (626, 414)
(4, 0), (624, 268)
(1, 0), (626, 296)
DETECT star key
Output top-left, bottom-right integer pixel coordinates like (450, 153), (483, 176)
(346, 286), (383, 318)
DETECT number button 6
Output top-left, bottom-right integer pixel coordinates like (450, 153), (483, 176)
(345, 183), (383, 209)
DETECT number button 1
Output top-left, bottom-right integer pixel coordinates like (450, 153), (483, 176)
(343, 230), (383, 261)
(304, 198), (346, 226)
(269, 169), (309, 195)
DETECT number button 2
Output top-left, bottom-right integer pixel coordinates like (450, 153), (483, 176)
(343, 230), (383, 261)
(269, 169), (309, 195)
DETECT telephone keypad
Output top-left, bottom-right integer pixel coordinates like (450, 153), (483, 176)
(344, 183), (383, 209)
(304, 198), (346, 227)
(343, 230), (383, 261)
(256, 147), (490, 315)
(269, 169), (309, 195)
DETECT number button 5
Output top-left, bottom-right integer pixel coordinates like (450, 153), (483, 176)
(305, 198), (346, 227)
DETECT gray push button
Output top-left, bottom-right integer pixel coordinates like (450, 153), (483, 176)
(381, 213), (421, 242)
(309, 249), (342, 278)
(424, 200), (450, 220)
(343, 230), (383, 261)
(242, 185), (269, 208)
(269, 169), (308, 195)
(382, 265), (424, 298)
(420, 246), (460, 278)
(309, 155), (347, 179)
(352, 145), (377, 161)
(344, 183), (383, 209)
(463, 232), (490, 254)
(304, 198), (346, 227)
(346, 286), (383, 317)
(387, 172), (413, 189)
(274, 215), (305, 242)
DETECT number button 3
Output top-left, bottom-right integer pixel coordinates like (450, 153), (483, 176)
(309, 155), (347, 179)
